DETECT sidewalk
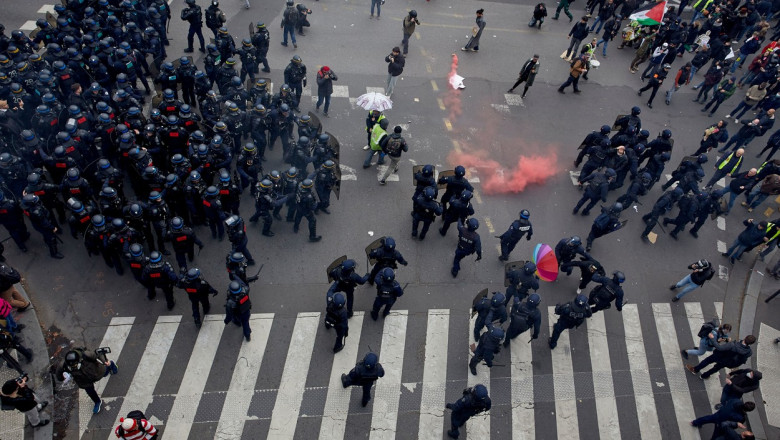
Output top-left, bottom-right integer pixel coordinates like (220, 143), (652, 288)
(0, 280), (54, 440)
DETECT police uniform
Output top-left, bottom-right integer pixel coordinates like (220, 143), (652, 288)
(165, 220), (204, 271)
(445, 385), (492, 439)
(498, 211), (533, 261)
(177, 269), (217, 327)
(587, 273), (625, 313)
(452, 219), (482, 277)
(549, 296), (592, 349)
(469, 326), (503, 375)
(504, 295), (542, 346)
(226, 216), (255, 264)
(327, 261), (369, 317)
(141, 253), (178, 309)
(341, 353), (385, 406)
(224, 281), (252, 340)
(412, 188), (443, 240)
(472, 293), (507, 341)
(370, 269), (404, 320)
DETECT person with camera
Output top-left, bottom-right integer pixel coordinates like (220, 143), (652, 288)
(402, 10), (420, 55)
(56, 348), (118, 414)
(670, 259), (715, 302)
(1, 374), (49, 428)
(315, 66), (338, 117)
(385, 47), (405, 97)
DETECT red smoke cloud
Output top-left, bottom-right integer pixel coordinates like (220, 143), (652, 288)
(442, 54), (559, 195)
(448, 150), (559, 195)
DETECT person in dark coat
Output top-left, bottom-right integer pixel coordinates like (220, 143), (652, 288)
(691, 399), (756, 428)
(717, 168), (757, 214)
(507, 55), (540, 98)
(342, 352), (384, 407)
(315, 66), (337, 117)
(445, 384), (491, 439)
(720, 369), (762, 406)
(687, 335), (756, 379)
(722, 219), (768, 263)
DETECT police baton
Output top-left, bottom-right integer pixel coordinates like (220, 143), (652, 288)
(0, 236), (13, 244)
(252, 264), (264, 278)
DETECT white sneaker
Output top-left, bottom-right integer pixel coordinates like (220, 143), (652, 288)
(576, 288), (582, 294)
(363, 145), (370, 150)
(725, 114), (731, 118)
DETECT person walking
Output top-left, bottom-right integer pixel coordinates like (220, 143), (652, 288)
(718, 168), (758, 214)
(665, 63), (692, 105)
(641, 43), (669, 80)
(743, 173), (780, 212)
(0, 375), (49, 428)
(113, 414), (159, 439)
(379, 126), (409, 184)
(722, 219), (768, 264)
(56, 348), (118, 414)
(705, 148), (744, 188)
(341, 352), (384, 406)
(181, 0), (206, 54)
(720, 369), (762, 406)
(638, 63), (670, 108)
(401, 10), (420, 55)
(385, 47), (405, 97)
(462, 9), (485, 52)
(315, 66), (337, 117)
(370, 0), (382, 19)
(727, 83), (768, 123)
(564, 17), (590, 60)
(508, 54), (540, 98)
(670, 259), (715, 302)
(686, 335), (756, 379)
(445, 385), (492, 439)
(558, 53), (589, 94)
(552, 0), (574, 21)
(701, 77), (738, 117)
(595, 15), (622, 57)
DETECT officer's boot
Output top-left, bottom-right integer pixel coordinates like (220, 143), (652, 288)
(48, 239), (64, 259)
(262, 219), (275, 237)
(309, 223), (322, 242)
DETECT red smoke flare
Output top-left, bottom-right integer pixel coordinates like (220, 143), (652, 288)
(444, 53), (462, 120)
(447, 150), (559, 195)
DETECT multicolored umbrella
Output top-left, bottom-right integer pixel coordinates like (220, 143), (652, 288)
(532, 243), (558, 282)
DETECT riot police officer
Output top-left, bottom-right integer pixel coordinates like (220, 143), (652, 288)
(452, 218), (481, 278)
(413, 165), (436, 200)
(504, 293), (542, 346)
(225, 215), (255, 264)
(469, 325), (503, 375)
(225, 251), (259, 284)
(555, 236), (591, 275)
(146, 191), (170, 254)
(293, 179), (321, 242)
(549, 294), (592, 349)
(662, 191), (699, 240)
(324, 292), (348, 352)
(574, 168), (615, 216)
(238, 39), (258, 84)
(327, 259), (369, 317)
(371, 267), (403, 320)
(505, 261), (540, 305)
(251, 22), (271, 73)
(341, 352), (385, 407)
(586, 202), (623, 251)
(438, 165), (474, 211)
(224, 280), (251, 341)
(588, 271), (625, 313)
(498, 209), (533, 261)
(283, 55), (306, 109)
(311, 160), (337, 214)
(250, 179), (285, 236)
(141, 251), (178, 309)
(440, 190), (474, 236)
(126, 243), (148, 286)
(367, 236), (408, 284)
(20, 194), (62, 259)
(217, 170), (241, 215)
(473, 292), (507, 341)
(640, 187), (684, 241)
(202, 186), (226, 240)
(164, 216), (204, 272)
(0, 190), (30, 251)
(412, 186), (443, 240)
(66, 200), (94, 240)
(177, 268), (217, 328)
(446, 384), (491, 439)
(181, 0), (206, 54)
(84, 215), (113, 269)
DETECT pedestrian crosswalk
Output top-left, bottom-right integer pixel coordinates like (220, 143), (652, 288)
(72, 301), (732, 439)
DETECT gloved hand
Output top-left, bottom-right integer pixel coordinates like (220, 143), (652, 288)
(402, 261), (408, 266)
(198, 244), (204, 250)
(303, 78), (307, 87)
(527, 235), (532, 241)
(62, 372), (72, 385)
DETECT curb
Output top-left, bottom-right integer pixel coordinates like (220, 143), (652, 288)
(0, 281), (55, 440)
(740, 257), (769, 440)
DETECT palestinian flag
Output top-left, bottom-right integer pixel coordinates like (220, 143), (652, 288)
(629, 1), (667, 26)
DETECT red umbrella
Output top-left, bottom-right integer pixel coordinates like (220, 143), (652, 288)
(533, 243), (558, 282)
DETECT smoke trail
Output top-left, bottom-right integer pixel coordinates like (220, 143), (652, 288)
(444, 53), (462, 120)
(447, 149), (559, 195)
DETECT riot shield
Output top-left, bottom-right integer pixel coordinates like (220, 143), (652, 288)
(612, 114), (629, 131)
(326, 255), (347, 282)
(675, 156), (698, 172)
(437, 170), (455, 189)
(46, 12), (57, 29)
(412, 164), (430, 186)
(365, 237), (385, 266)
(471, 288), (489, 317)
(578, 134), (591, 150)
(325, 131), (339, 159)
(249, 22), (255, 36)
(333, 162), (341, 200)
(308, 111), (322, 135)
(146, 54), (160, 79)
(504, 261), (526, 287)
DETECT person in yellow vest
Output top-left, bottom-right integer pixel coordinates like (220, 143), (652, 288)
(757, 220), (780, 261)
(691, 0), (714, 24)
(363, 110), (385, 150)
(363, 118), (389, 168)
(705, 148), (744, 188)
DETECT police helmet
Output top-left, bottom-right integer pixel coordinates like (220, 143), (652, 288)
(149, 251), (162, 263)
(467, 218), (479, 230)
(229, 281), (242, 294)
(631, 106), (641, 116)
(527, 293), (541, 307)
(292, 55), (302, 64)
(363, 352), (378, 369)
(423, 186), (435, 200)
(318, 133), (330, 144)
(383, 236), (396, 250)
(342, 259), (356, 272)
(671, 187), (684, 198)
(575, 294), (588, 307)
(600, 124), (611, 134)
(698, 154), (708, 164)
(186, 268), (201, 280)
(523, 261), (537, 274)
(489, 326), (505, 340)
(662, 129), (672, 139)
(519, 209), (530, 219)
(613, 270), (625, 283)
(171, 217), (184, 230)
(332, 293), (346, 308)
(380, 267), (395, 282)
(67, 168), (80, 181)
(611, 202), (623, 213)
(100, 187), (117, 199)
(70, 201), (84, 213)
(230, 252), (245, 263)
(569, 236), (582, 246)
(286, 167), (298, 178)
(490, 292), (505, 307)
(422, 164), (434, 176)
(258, 179), (273, 190)
(268, 171), (280, 182)
(205, 186), (219, 197)
(129, 243), (143, 257)
(300, 178), (314, 190)
(299, 114), (311, 124)
(298, 136), (309, 146)
(473, 384), (488, 400)
(190, 170), (202, 181)
(91, 214), (105, 228)
(148, 191), (162, 201)
(605, 168), (617, 178)
(111, 218), (126, 230)
(280, 103), (290, 113)
(323, 160), (335, 169)
(460, 190), (473, 201)
(454, 165), (466, 177)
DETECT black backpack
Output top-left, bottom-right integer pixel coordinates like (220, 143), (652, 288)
(384, 137), (403, 156)
(205, 8), (220, 28)
(283, 6), (299, 25)
(0, 264), (21, 291)
(697, 318), (718, 338)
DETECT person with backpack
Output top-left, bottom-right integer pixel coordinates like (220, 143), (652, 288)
(204, 1), (226, 40)
(446, 384), (492, 439)
(0, 262), (29, 311)
(378, 125), (409, 184)
(586, 202), (623, 251)
(1, 375), (49, 428)
(587, 270), (626, 313)
(113, 411), (158, 439)
(181, 0), (206, 54)
(558, 53), (589, 94)
(324, 292), (349, 353)
(686, 335), (757, 379)
(503, 293), (542, 346)
(670, 259), (716, 302)
(682, 321), (731, 359)
(281, 0), (299, 48)
(57, 348), (118, 414)
(341, 352), (384, 407)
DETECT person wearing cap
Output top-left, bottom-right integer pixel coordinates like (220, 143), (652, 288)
(113, 415), (158, 439)
(507, 54), (539, 98)
(557, 52), (589, 94)
(638, 63), (671, 108)
(402, 10), (420, 55)
(462, 9), (486, 52)
(385, 47), (405, 97)
(1, 376), (49, 428)
(379, 125), (409, 184)
(723, 219), (769, 264)
(316, 66), (337, 117)
(641, 42), (669, 80)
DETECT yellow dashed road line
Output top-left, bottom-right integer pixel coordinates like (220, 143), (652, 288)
(452, 140), (462, 152)
(436, 98), (445, 110)
(443, 118), (453, 131)
(420, 47), (428, 56)
(483, 216), (494, 233)
(431, 80), (439, 91)
(415, 33), (421, 40)
(426, 64), (433, 73)
(473, 190), (483, 205)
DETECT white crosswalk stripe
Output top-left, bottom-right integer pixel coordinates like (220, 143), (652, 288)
(77, 302), (741, 439)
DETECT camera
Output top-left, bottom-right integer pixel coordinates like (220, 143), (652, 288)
(15, 373), (28, 383)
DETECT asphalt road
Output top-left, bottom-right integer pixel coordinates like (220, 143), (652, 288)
(3, 0), (780, 439)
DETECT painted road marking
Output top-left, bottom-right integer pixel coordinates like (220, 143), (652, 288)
(622, 305), (661, 439)
(417, 310), (449, 439)
(369, 311), (408, 440)
(548, 306), (579, 440)
(587, 312), (621, 438)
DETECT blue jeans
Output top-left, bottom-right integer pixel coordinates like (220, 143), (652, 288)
(590, 16), (605, 33)
(725, 240), (749, 259)
(596, 38), (609, 55)
(371, 0), (381, 16)
(690, 65), (699, 77)
(283, 25), (297, 45)
(686, 336), (712, 356)
(3, 312), (18, 334)
(718, 187), (740, 213)
(674, 274), (703, 299)
(316, 93), (331, 113)
(730, 100), (753, 119)
(746, 186), (770, 208)
(364, 149), (385, 167)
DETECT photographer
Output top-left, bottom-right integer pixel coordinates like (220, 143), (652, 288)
(402, 10), (420, 55)
(1, 375), (49, 428)
(316, 66), (338, 117)
(670, 259), (715, 302)
(56, 348), (118, 414)
(296, 4), (312, 36)
(385, 47), (405, 97)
